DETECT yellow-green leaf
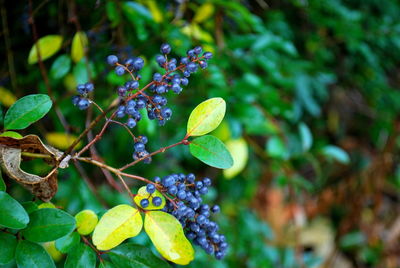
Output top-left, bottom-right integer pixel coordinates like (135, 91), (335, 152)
(187, 97), (226, 137)
(145, 0), (163, 23)
(43, 241), (63, 262)
(28, 35), (63, 64)
(134, 186), (166, 210)
(193, 3), (215, 23)
(38, 202), (56, 209)
(144, 211), (194, 265)
(223, 138), (249, 179)
(92, 205), (142, 251)
(0, 131), (23, 139)
(75, 210), (98, 235)
(45, 132), (82, 150)
(0, 87), (17, 107)
(71, 32), (88, 63)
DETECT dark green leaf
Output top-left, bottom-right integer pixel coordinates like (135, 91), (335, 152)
(109, 243), (171, 268)
(22, 208), (76, 242)
(122, 2), (152, 21)
(50, 54), (71, 79)
(21, 201), (39, 214)
(299, 122), (313, 151)
(4, 94), (52, 130)
(0, 191), (29, 229)
(106, 2), (121, 27)
(65, 243), (96, 268)
(0, 232), (17, 265)
(15, 240), (55, 268)
(55, 231), (80, 253)
(99, 260), (115, 268)
(0, 170), (5, 191)
(189, 135), (233, 169)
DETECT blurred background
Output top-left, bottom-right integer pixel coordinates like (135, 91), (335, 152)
(1, 0), (400, 267)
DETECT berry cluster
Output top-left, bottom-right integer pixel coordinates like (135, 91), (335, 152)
(106, 43), (213, 128)
(147, 173), (228, 259)
(132, 136), (151, 164)
(72, 82), (94, 110)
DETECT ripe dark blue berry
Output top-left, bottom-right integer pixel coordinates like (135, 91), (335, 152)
(134, 142), (145, 152)
(152, 196), (162, 207)
(140, 199), (149, 208)
(127, 118), (136, 128)
(146, 184), (156, 194)
(194, 46), (202, 55)
(77, 98), (90, 110)
(211, 205), (220, 213)
(153, 73), (162, 82)
(133, 57), (144, 70)
(160, 43), (171, 54)
(107, 55), (118, 65)
(115, 66), (125, 76)
(156, 55), (166, 66)
(203, 52), (213, 59)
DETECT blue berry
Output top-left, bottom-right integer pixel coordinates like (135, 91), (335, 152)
(117, 86), (127, 97)
(77, 98), (90, 110)
(181, 77), (189, 86)
(195, 181), (203, 189)
(146, 184), (156, 194)
(177, 190), (187, 200)
(160, 43), (171, 54)
(77, 84), (86, 94)
(115, 66), (125, 76)
(156, 85), (166, 94)
(152, 196), (162, 207)
(199, 187), (208, 195)
(194, 46), (202, 55)
(85, 82), (94, 92)
(203, 177), (212, 186)
(168, 185), (178, 195)
(187, 49), (195, 57)
(72, 95), (80, 106)
(107, 55), (118, 65)
(134, 142), (145, 152)
(199, 61), (208, 69)
(161, 107), (172, 119)
(153, 73), (162, 82)
(162, 175), (176, 187)
(127, 118), (136, 128)
(140, 199), (149, 208)
(133, 57), (144, 70)
(211, 205), (220, 213)
(138, 136), (148, 144)
(203, 52), (213, 59)
(156, 55), (166, 66)
(154, 176), (161, 183)
(186, 62), (198, 73)
(180, 57), (189, 64)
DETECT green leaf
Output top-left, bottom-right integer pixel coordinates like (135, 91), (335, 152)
(28, 35), (63, 64)
(22, 208), (76, 242)
(0, 232), (17, 265)
(189, 135), (233, 169)
(65, 243), (96, 268)
(266, 136), (287, 159)
(0, 191), (29, 229)
(321, 145), (350, 164)
(187, 98), (226, 136)
(15, 240), (55, 268)
(223, 138), (249, 179)
(134, 186), (166, 210)
(0, 170), (5, 191)
(99, 260), (115, 268)
(144, 211), (194, 265)
(73, 60), (90, 84)
(50, 54), (71, 79)
(122, 2), (152, 21)
(4, 94), (52, 130)
(106, 2), (121, 27)
(92, 204), (143, 251)
(21, 201), (38, 214)
(109, 243), (171, 268)
(193, 3), (215, 23)
(0, 131), (23, 138)
(299, 122), (313, 151)
(55, 231), (80, 254)
(71, 32), (88, 63)
(75, 209), (98, 235)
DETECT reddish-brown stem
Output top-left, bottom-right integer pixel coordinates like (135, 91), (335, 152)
(75, 111), (117, 157)
(81, 236), (103, 259)
(116, 173), (135, 199)
(119, 139), (187, 171)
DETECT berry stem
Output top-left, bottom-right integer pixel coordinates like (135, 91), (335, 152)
(118, 139), (187, 171)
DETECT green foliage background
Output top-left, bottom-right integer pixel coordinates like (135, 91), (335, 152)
(1, 0), (400, 267)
